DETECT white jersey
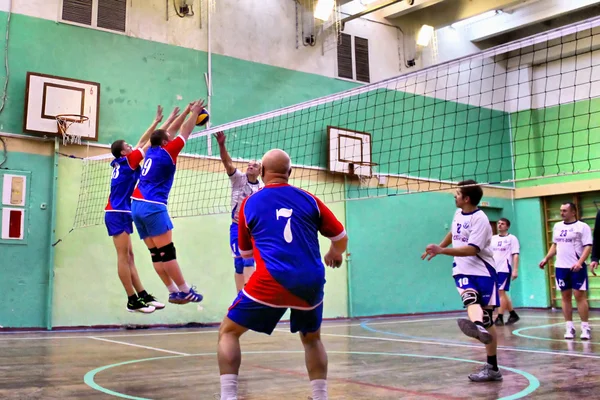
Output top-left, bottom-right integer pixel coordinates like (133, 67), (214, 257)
(451, 208), (495, 277)
(229, 169), (263, 223)
(491, 234), (520, 273)
(552, 220), (593, 269)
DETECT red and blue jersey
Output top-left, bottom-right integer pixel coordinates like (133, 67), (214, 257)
(238, 183), (346, 310)
(131, 136), (186, 206)
(105, 149), (144, 212)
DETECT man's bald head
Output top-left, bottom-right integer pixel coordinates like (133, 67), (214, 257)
(261, 149), (292, 183)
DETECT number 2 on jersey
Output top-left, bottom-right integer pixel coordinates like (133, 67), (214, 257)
(141, 158), (153, 176)
(276, 208), (293, 243)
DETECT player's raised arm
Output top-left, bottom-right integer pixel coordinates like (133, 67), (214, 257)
(214, 132), (236, 175)
(179, 99), (206, 141)
(166, 102), (192, 138)
(135, 105), (164, 149)
(159, 106), (181, 131)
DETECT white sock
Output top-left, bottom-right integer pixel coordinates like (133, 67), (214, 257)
(167, 283), (179, 294)
(310, 379), (327, 400)
(178, 282), (191, 293)
(220, 374), (238, 400)
(582, 321), (590, 330)
(567, 321), (575, 330)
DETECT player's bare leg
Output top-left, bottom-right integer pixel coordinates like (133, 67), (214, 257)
(243, 266), (255, 285)
(457, 293), (493, 345)
(574, 289), (591, 340)
(218, 317), (249, 400)
(560, 289), (577, 339)
(234, 272), (244, 293)
(300, 329), (328, 400)
(127, 237), (144, 293)
(467, 307), (502, 382)
(143, 237), (175, 289)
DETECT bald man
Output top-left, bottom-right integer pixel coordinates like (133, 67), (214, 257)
(217, 149), (348, 400)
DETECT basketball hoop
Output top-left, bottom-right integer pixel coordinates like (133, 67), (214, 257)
(56, 114), (89, 145)
(347, 161), (378, 189)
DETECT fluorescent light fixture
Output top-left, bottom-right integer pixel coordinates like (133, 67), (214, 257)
(314, 0), (335, 21)
(451, 10), (502, 29)
(416, 24), (434, 47)
(359, 0), (380, 5)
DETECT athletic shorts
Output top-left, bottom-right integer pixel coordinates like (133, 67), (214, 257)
(131, 200), (173, 240)
(555, 266), (588, 291)
(454, 273), (499, 308)
(497, 268), (512, 292)
(230, 222), (255, 274)
(104, 212), (133, 237)
(227, 291), (323, 335)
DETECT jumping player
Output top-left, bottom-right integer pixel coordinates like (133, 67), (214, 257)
(422, 180), (501, 382)
(540, 202), (593, 340)
(214, 131), (263, 292)
(491, 218), (520, 326)
(217, 149), (348, 400)
(105, 105), (176, 313)
(131, 99), (207, 305)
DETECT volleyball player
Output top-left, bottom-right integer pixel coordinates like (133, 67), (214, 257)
(422, 180), (502, 382)
(217, 149), (348, 400)
(491, 218), (520, 326)
(214, 131), (263, 292)
(131, 100), (206, 305)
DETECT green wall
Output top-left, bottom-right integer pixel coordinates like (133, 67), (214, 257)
(346, 191), (515, 317)
(0, 150), (53, 328)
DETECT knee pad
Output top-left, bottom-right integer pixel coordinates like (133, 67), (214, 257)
(149, 247), (162, 263)
(461, 290), (480, 308)
(234, 257), (244, 274)
(483, 309), (494, 328)
(158, 242), (177, 262)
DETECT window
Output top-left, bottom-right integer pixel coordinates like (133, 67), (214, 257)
(61, 0), (127, 33)
(337, 33), (370, 83)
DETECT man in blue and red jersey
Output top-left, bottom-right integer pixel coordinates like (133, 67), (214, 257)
(105, 105), (178, 313)
(131, 99), (206, 305)
(217, 149), (349, 400)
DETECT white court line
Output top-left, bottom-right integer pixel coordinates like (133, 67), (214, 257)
(316, 331), (600, 360)
(0, 329), (220, 341)
(89, 337), (191, 356)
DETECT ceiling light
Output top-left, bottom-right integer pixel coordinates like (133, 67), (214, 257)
(416, 24), (434, 47)
(314, 0), (335, 21)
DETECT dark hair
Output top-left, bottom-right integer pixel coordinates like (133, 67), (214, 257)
(110, 140), (126, 158)
(562, 202), (578, 213)
(150, 129), (169, 146)
(457, 179), (483, 206)
(498, 217), (511, 227)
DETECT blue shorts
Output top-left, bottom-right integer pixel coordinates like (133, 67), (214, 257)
(227, 291), (323, 335)
(497, 269), (512, 291)
(555, 266), (588, 291)
(131, 200), (173, 240)
(454, 273), (499, 308)
(104, 212), (133, 237)
(230, 223), (255, 274)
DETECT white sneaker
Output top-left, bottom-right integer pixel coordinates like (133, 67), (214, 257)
(581, 326), (591, 340)
(564, 327), (576, 340)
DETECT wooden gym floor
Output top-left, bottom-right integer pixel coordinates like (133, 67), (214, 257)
(1, 309), (599, 399)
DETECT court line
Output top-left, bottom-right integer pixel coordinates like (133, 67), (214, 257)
(512, 321), (600, 345)
(83, 350), (539, 400)
(317, 331), (600, 360)
(89, 337), (191, 356)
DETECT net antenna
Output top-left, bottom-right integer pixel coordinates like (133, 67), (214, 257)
(56, 114), (89, 146)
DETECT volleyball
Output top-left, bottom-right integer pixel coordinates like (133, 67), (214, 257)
(196, 109), (210, 126)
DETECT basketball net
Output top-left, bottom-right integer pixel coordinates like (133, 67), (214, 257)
(56, 115), (88, 146)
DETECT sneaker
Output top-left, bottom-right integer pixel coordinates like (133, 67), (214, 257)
(169, 292), (188, 305)
(581, 326), (591, 341)
(458, 319), (493, 344)
(506, 313), (520, 325)
(126, 297), (155, 313)
(169, 286), (203, 304)
(494, 316), (504, 326)
(468, 363), (503, 382)
(141, 293), (165, 310)
(564, 326), (576, 340)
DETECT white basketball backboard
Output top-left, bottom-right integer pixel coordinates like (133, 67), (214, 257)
(327, 126), (374, 177)
(23, 72), (100, 142)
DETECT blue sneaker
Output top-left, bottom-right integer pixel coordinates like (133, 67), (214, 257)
(168, 292), (184, 304)
(168, 286), (203, 305)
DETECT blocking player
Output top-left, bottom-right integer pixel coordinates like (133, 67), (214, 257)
(214, 131), (263, 292)
(491, 218), (520, 326)
(539, 202), (593, 340)
(105, 105), (177, 313)
(422, 180), (501, 382)
(131, 99), (207, 305)
(217, 149), (348, 400)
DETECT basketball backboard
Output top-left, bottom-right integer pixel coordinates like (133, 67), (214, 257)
(23, 72), (100, 142)
(327, 126), (374, 177)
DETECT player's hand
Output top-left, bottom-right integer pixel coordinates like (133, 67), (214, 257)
(324, 250), (343, 268)
(423, 244), (443, 261)
(214, 131), (226, 145)
(572, 262), (583, 272)
(191, 99), (206, 113)
(155, 105), (164, 123)
(591, 261), (598, 276)
(539, 258), (547, 269)
(167, 106), (180, 121)
(511, 271), (518, 281)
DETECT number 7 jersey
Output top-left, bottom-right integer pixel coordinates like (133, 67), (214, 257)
(451, 208), (496, 277)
